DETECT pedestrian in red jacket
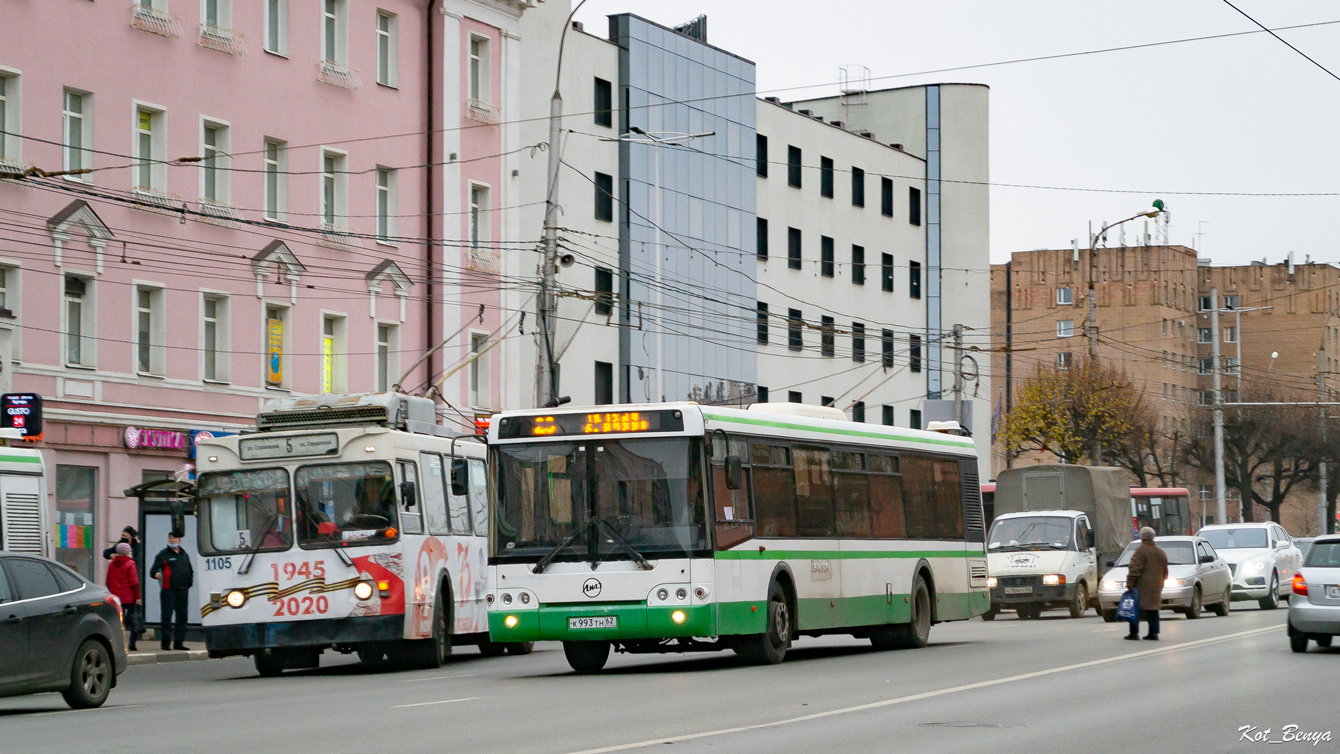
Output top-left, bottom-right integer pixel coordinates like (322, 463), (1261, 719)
(106, 542), (141, 651)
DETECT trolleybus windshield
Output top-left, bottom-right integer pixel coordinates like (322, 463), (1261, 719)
(294, 461), (400, 548)
(493, 438), (708, 563)
(198, 468), (293, 554)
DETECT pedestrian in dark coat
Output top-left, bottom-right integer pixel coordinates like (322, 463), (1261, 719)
(103, 525), (140, 562)
(149, 531), (194, 650)
(1125, 527), (1169, 641)
(106, 542), (141, 651)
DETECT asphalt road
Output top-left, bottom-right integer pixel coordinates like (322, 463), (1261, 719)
(2, 604), (1333, 754)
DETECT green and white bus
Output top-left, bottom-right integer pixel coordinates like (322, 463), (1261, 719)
(484, 402), (988, 672)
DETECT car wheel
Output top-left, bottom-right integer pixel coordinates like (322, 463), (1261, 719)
(1016, 605), (1041, 620)
(1290, 633), (1309, 653)
(1211, 587), (1231, 617)
(563, 641), (611, 673)
(737, 581), (793, 662)
(981, 607), (997, 621)
(1316, 635), (1333, 648)
(61, 640), (112, 709)
(1259, 574), (1280, 610)
(1102, 609), (1118, 623)
(1185, 586), (1202, 620)
(1068, 584), (1089, 619)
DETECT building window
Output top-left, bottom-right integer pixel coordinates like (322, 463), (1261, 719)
(787, 309), (803, 352)
(756, 386), (769, 403)
(756, 134), (768, 177)
(1198, 295), (1212, 312)
(0, 267), (13, 316)
(1056, 320), (1075, 338)
(1223, 326), (1238, 344)
(469, 184), (489, 249)
(263, 138), (286, 221)
(55, 466), (97, 581)
(320, 148), (346, 227)
(910, 334), (922, 373)
(321, 315), (346, 393)
(787, 145), (801, 188)
(376, 167), (396, 243)
(882, 253), (894, 292)
(756, 217), (768, 260)
(376, 11), (398, 87)
(882, 405), (894, 426)
(1223, 294), (1239, 310)
(851, 245), (865, 285)
(1198, 327), (1212, 344)
(469, 332), (489, 407)
(322, 0), (347, 64)
(64, 275), (93, 367)
(819, 156), (834, 198)
(469, 36), (490, 104)
(820, 316), (835, 357)
(852, 401), (866, 422)
(1056, 351), (1073, 369)
(593, 77), (612, 127)
(787, 227), (801, 270)
(788, 391), (802, 404)
(265, 305), (288, 387)
(376, 323), (397, 392)
(881, 329), (894, 369)
(135, 286), (165, 376)
(1056, 286), (1073, 306)
(263, 0), (287, 55)
(851, 167), (865, 207)
(756, 301), (768, 345)
(909, 408), (922, 430)
(909, 260), (922, 299)
(820, 236), (834, 278)
(1197, 358), (1211, 375)
(594, 267), (614, 316)
(62, 89), (90, 178)
(880, 177), (893, 217)
(909, 186), (922, 226)
(0, 73), (19, 163)
(1198, 390), (1213, 406)
(594, 361), (614, 404)
(202, 0), (231, 28)
(131, 106), (165, 193)
(202, 295), (228, 382)
(201, 121), (230, 204)
(594, 171), (614, 222)
(852, 322), (865, 363)
(821, 396), (834, 407)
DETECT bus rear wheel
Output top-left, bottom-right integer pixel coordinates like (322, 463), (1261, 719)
(889, 574), (932, 649)
(563, 641), (611, 673)
(254, 649), (287, 677)
(735, 581), (791, 665)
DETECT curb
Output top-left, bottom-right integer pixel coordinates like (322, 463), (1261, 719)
(127, 650), (211, 666)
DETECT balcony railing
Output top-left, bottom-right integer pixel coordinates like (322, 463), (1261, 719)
(132, 187), (183, 216)
(198, 23), (247, 56)
(0, 157), (30, 179)
(319, 222), (360, 250)
(318, 61), (361, 90)
(198, 198), (242, 228)
(131, 4), (183, 38)
(466, 98), (501, 125)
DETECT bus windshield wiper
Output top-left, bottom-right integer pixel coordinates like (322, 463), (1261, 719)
(588, 517), (652, 572)
(531, 520), (594, 574)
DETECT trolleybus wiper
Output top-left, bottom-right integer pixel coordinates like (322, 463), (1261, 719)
(237, 514), (279, 575)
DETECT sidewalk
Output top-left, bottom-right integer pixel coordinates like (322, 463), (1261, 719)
(126, 641), (211, 666)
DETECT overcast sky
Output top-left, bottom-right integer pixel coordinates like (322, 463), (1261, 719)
(573, 0), (1340, 266)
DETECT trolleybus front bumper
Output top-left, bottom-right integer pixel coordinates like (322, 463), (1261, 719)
(204, 615), (403, 657)
(489, 602), (715, 643)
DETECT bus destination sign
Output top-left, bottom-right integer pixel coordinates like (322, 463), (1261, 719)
(238, 433), (340, 461)
(498, 410), (684, 439)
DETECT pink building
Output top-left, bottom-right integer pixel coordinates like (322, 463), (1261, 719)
(0, 0), (439, 582)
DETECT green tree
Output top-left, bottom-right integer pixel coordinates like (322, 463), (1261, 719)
(1000, 360), (1142, 465)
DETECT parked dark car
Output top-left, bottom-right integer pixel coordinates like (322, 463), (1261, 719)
(0, 552), (128, 708)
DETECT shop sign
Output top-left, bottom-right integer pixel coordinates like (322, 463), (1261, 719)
(124, 426), (190, 451)
(1, 393), (43, 441)
(189, 430), (237, 459)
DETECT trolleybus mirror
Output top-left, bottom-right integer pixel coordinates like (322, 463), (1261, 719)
(400, 480), (418, 508)
(725, 455), (743, 490)
(450, 457), (469, 497)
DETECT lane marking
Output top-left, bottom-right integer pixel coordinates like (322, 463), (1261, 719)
(563, 624), (1280, 754)
(392, 696), (486, 709)
(27, 704), (146, 717)
(397, 673), (478, 683)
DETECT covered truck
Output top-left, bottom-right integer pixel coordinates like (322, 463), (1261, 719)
(983, 465), (1132, 619)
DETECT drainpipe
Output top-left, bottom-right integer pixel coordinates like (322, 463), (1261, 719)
(425, 0), (442, 398)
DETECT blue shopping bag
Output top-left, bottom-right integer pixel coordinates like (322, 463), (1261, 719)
(1116, 589), (1139, 622)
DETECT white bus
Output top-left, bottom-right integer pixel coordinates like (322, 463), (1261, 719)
(484, 402), (988, 673)
(195, 393), (529, 676)
(0, 433), (49, 556)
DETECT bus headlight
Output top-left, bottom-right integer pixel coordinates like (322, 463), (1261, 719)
(353, 581), (375, 601)
(224, 590), (247, 609)
(671, 610), (686, 624)
(987, 577), (997, 588)
(1041, 574), (1066, 586)
(504, 615), (519, 628)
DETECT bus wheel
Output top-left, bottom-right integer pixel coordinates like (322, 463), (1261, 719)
(357, 646), (387, 666)
(400, 590), (451, 669)
(735, 581), (791, 664)
(563, 641), (611, 673)
(891, 575), (931, 649)
(478, 641), (507, 658)
(504, 642), (535, 656)
(254, 649), (287, 677)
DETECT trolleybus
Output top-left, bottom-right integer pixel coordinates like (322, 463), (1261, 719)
(195, 392), (528, 676)
(484, 402), (988, 673)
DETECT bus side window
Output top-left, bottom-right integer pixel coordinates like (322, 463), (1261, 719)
(469, 458), (488, 537)
(931, 459), (963, 539)
(446, 458), (472, 536)
(901, 456), (937, 539)
(419, 452), (450, 536)
(868, 455), (905, 538)
(397, 460), (424, 535)
(711, 437), (754, 550)
(793, 447), (835, 538)
(752, 444), (797, 537)
(833, 450), (871, 538)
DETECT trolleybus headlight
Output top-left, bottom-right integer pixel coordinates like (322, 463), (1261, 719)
(353, 581), (375, 601)
(504, 615), (519, 628)
(1041, 574), (1065, 586)
(224, 590), (247, 609)
(987, 577), (997, 588)
(657, 588), (669, 601)
(502, 593), (513, 605)
(676, 588), (687, 601)
(519, 592), (531, 605)
(671, 610), (686, 624)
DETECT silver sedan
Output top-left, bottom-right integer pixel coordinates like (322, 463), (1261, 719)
(1097, 536), (1233, 620)
(1287, 535), (1340, 653)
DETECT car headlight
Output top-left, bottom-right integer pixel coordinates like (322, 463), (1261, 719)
(1243, 560), (1267, 574)
(1042, 574), (1065, 586)
(1164, 577), (1186, 588)
(224, 590), (247, 609)
(1101, 580), (1123, 591)
(353, 581), (375, 601)
(986, 577), (997, 588)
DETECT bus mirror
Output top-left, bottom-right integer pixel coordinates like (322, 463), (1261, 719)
(450, 458), (469, 497)
(725, 456), (743, 490)
(400, 481), (418, 508)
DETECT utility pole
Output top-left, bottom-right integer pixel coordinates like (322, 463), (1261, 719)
(1320, 336), (1328, 534)
(952, 324), (964, 427)
(1211, 287), (1227, 525)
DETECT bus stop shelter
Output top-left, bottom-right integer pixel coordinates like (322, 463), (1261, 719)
(123, 478), (202, 637)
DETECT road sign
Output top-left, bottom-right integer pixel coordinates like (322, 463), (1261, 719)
(1, 393), (42, 441)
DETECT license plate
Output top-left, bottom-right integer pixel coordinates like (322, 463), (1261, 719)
(1328, 586), (1340, 599)
(569, 616), (617, 630)
(1004, 587), (1033, 595)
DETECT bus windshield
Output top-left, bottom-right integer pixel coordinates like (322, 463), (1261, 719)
(987, 516), (1072, 551)
(198, 468), (293, 555)
(493, 438), (708, 563)
(295, 461), (399, 548)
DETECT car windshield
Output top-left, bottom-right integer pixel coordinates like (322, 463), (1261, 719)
(1198, 528), (1268, 550)
(1115, 541), (1196, 566)
(987, 516), (1072, 551)
(492, 438), (708, 563)
(295, 461), (399, 548)
(198, 468), (292, 555)
(1304, 542), (1340, 568)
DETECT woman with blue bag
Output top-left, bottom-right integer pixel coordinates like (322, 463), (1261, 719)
(1123, 527), (1169, 641)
